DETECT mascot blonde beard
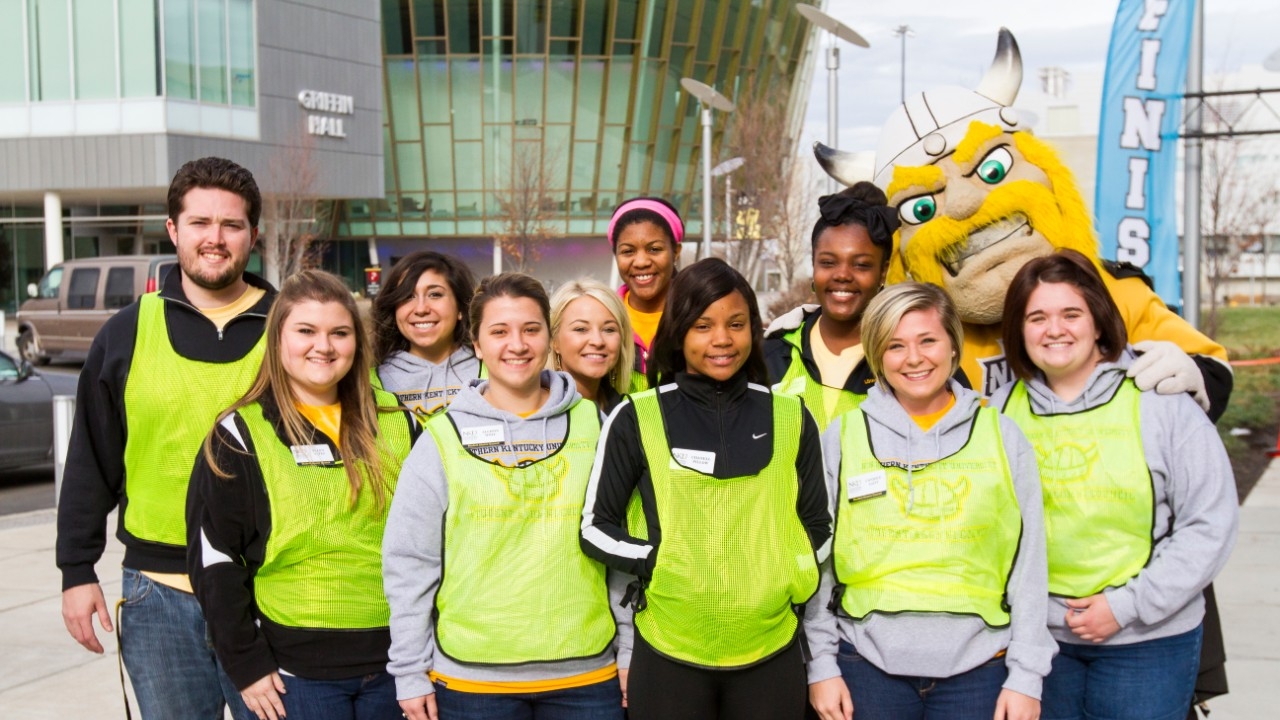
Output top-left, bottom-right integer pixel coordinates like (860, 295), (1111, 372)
(817, 29), (1232, 417)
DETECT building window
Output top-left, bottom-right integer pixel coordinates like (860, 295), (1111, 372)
(73, 0), (118, 99)
(28, 0), (72, 101)
(120, 0), (161, 97)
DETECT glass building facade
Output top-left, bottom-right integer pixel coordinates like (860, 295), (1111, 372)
(338, 0), (816, 283)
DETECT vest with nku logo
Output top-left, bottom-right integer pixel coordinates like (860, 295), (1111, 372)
(772, 326), (863, 431)
(835, 406), (1021, 627)
(1002, 380), (1154, 597)
(628, 388), (819, 668)
(427, 398), (614, 664)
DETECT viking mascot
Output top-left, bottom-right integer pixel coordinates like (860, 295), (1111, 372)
(815, 29), (1231, 716)
(815, 29), (1232, 420)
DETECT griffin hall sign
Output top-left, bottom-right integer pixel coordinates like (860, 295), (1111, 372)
(298, 89), (354, 138)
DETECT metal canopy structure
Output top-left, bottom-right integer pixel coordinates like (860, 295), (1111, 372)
(1180, 87), (1280, 139)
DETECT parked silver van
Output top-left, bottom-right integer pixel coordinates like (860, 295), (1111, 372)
(16, 255), (177, 364)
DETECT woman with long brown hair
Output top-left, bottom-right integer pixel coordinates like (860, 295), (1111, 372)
(188, 270), (418, 720)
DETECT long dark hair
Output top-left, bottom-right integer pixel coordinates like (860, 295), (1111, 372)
(647, 258), (768, 387)
(371, 251), (477, 364)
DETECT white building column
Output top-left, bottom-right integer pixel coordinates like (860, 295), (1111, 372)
(43, 192), (64, 269)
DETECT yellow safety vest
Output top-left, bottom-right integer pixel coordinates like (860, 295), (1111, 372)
(430, 399), (615, 664)
(250, 392), (412, 629)
(1003, 380), (1154, 597)
(834, 406), (1021, 627)
(123, 293), (265, 546)
(630, 388), (819, 668)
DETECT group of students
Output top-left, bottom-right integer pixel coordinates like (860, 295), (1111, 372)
(64, 157), (1237, 720)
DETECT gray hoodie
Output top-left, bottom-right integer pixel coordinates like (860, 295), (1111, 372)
(989, 349), (1238, 647)
(806, 380), (1055, 700)
(377, 346), (480, 420)
(382, 370), (629, 700)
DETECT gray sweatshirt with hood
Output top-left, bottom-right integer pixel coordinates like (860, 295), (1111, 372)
(376, 346), (481, 419)
(806, 380), (1056, 700)
(383, 370), (629, 700)
(989, 348), (1238, 647)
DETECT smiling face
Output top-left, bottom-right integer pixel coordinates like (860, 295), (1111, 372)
(281, 300), (357, 406)
(473, 296), (551, 395)
(885, 122), (1096, 325)
(552, 296), (622, 389)
(615, 220), (681, 313)
(880, 307), (954, 416)
(682, 290), (752, 382)
(394, 269), (461, 363)
(813, 223), (888, 327)
(167, 186), (257, 303)
(1023, 281), (1103, 396)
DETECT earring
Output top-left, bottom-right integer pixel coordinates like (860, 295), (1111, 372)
(811, 281), (817, 292)
(554, 352), (562, 369)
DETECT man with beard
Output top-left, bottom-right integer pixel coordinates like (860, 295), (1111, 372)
(57, 157), (274, 720)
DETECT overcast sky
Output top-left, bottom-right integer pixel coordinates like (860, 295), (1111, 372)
(800, 0), (1280, 154)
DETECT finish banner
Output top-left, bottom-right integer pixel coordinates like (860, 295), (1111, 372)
(1095, 0), (1195, 309)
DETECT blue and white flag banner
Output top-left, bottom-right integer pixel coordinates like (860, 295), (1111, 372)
(1095, 0), (1195, 309)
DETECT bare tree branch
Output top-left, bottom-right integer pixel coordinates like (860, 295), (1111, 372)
(261, 131), (324, 287)
(493, 141), (562, 272)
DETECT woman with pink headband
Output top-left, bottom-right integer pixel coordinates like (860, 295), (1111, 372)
(607, 197), (684, 391)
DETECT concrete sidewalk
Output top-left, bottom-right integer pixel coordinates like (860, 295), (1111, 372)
(3, 472), (1279, 719)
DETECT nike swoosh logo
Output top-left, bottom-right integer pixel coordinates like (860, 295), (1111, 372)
(752, 432), (768, 440)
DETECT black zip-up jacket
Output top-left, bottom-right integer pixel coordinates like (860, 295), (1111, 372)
(187, 394), (420, 689)
(580, 370), (831, 580)
(56, 270), (275, 590)
(763, 306), (971, 400)
(763, 307), (877, 395)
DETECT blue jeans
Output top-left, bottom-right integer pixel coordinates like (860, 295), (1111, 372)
(1042, 625), (1203, 720)
(119, 568), (253, 720)
(836, 640), (1006, 720)
(433, 677), (625, 720)
(280, 671), (399, 720)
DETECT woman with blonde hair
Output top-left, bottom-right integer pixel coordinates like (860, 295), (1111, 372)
(548, 277), (635, 417)
(188, 270), (419, 720)
(806, 282), (1053, 720)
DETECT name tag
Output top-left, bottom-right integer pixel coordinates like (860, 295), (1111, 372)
(291, 444), (335, 465)
(460, 425), (505, 446)
(846, 469), (887, 501)
(671, 448), (716, 474)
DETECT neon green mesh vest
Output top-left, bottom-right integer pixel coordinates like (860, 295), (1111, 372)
(122, 293), (265, 547)
(835, 407), (1020, 627)
(772, 326), (863, 431)
(248, 391), (412, 629)
(429, 399), (615, 664)
(629, 389), (819, 668)
(1003, 380), (1153, 597)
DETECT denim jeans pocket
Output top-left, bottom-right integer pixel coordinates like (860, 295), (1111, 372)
(836, 641), (864, 664)
(120, 568), (154, 607)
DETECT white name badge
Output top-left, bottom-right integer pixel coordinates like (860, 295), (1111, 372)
(671, 448), (716, 474)
(460, 424), (505, 446)
(291, 444), (335, 465)
(846, 469), (888, 501)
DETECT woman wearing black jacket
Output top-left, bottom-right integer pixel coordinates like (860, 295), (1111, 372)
(581, 258), (831, 720)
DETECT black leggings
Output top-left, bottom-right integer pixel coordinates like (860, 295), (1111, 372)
(627, 631), (807, 720)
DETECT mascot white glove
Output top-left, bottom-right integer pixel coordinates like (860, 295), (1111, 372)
(1127, 340), (1209, 412)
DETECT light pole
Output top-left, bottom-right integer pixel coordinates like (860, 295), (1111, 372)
(680, 78), (736, 261)
(712, 157), (745, 249)
(795, 5), (869, 193)
(892, 25), (914, 104)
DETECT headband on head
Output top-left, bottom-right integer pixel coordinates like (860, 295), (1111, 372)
(817, 194), (901, 246)
(606, 198), (685, 246)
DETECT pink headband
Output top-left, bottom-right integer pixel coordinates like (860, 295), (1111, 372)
(606, 199), (685, 246)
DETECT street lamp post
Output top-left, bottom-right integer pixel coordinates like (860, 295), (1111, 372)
(712, 157), (745, 249)
(795, 6), (869, 193)
(892, 25), (915, 104)
(680, 78), (736, 261)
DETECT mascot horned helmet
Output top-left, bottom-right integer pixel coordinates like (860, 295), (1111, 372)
(815, 28), (1098, 326)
